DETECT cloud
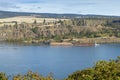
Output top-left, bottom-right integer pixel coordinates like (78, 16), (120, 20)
(0, 2), (13, 8)
(0, 0), (97, 12)
(0, 0), (120, 16)
(0, 1), (20, 11)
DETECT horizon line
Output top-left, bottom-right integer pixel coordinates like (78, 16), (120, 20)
(0, 10), (120, 17)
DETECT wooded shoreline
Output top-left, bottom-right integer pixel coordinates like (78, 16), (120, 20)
(3, 37), (120, 46)
(0, 16), (120, 46)
(50, 37), (120, 46)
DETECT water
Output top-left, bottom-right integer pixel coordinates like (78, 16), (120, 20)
(0, 43), (120, 79)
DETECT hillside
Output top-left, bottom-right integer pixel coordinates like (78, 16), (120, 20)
(0, 11), (120, 19)
(0, 11), (120, 44)
(0, 16), (67, 24)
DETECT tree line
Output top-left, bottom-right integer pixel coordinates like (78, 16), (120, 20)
(0, 17), (120, 42)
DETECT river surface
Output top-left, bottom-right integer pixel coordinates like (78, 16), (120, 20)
(0, 43), (120, 79)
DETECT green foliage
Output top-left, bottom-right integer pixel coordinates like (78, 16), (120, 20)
(54, 35), (63, 42)
(0, 72), (8, 80)
(31, 27), (38, 34)
(66, 56), (120, 80)
(13, 71), (53, 80)
(43, 19), (46, 24)
(33, 19), (37, 24)
(6, 39), (24, 43)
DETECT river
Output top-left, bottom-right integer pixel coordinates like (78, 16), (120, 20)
(0, 43), (120, 79)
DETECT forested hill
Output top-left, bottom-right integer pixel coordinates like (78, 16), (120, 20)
(0, 11), (120, 19)
(0, 10), (120, 43)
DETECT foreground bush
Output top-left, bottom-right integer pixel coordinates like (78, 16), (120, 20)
(66, 56), (120, 80)
(0, 71), (53, 80)
(0, 72), (8, 80)
(13, 71), (53, 80)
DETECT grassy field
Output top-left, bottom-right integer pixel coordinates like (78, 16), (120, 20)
(0, 16), (68, 24)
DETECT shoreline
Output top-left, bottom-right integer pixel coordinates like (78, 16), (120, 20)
(1, 37), (120, 46)
(46, 37), (120, 46)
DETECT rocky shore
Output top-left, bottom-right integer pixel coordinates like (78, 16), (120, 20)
(50, 42), (73, 46)
(2, 37), (120, 46)
(50, 37), (120, 46)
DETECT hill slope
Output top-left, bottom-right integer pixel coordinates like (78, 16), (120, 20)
(0, 11), (120, 19)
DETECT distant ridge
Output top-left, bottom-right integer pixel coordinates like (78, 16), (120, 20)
(0, 10), (120, 19)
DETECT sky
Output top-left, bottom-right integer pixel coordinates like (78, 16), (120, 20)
(0, 0), (120, 16)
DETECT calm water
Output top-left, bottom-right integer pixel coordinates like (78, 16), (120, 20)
(0, 43), (120, 79)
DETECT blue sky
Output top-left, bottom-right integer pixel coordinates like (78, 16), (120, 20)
(0, 0), (120, 16)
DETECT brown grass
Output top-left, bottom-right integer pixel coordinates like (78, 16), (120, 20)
(0, 16), (68, 24)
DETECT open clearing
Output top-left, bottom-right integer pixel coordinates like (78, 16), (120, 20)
(0, 16), (68, 23)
